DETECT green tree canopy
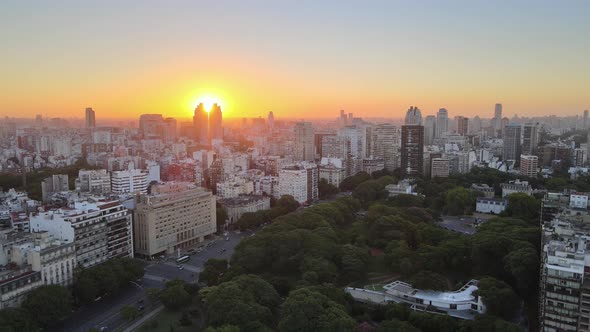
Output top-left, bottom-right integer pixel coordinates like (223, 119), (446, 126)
(22, 285), (73, 328)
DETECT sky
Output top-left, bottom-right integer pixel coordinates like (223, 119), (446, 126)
(1, 0), (589, 120)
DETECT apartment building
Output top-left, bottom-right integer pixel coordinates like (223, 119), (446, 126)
(133, 182), (216, 258)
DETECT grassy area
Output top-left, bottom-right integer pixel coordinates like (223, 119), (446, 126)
(365, 284), (386, 291)
(134, 309), (198, 332)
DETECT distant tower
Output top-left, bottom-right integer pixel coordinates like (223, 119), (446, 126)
(436, 108), (448, 138)
(455, 116), (469, 136)
(268, 111), (275, 130)
(584, 110), (589, 129)
(85, 107), (96, 128)
(209, 103), (223, 142)
(493, 103), (503, 135)
(294, 122), (315, 161)
(424, 116), (436, 145)
(193, 103), (209, 145)
(404, 106), (422, 125)
(522, 123), (539, 155)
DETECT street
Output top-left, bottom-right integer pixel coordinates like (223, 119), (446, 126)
(437, 214), (492, 235)
(59, 230), (249, 332)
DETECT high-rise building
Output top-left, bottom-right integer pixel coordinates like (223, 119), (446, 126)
(372, 124), (400, 171)
(111, 169), (148, 194)
(436, 108), (449, 138)
(522, 123), (539, 155)
(401, 125), (424, 177)
(493, 103), (503, 134)
(424, 116), (436, 145)
(268, 111), (275, 130)
(405, 106), (422, 125)
(519, 155), (538, 178)
(455, 116), (469, 136)
(338, 110), (348, 127)
(133, 182), (216, 258)
(431, 158), (450, 178)
(278, 164), (318, 203)
(139, 114), (164, 138)
(163, 117), (177, 142)
(193, 103), (209, 145)
(294, 122), (315, 161)
(75, 169), (111, 194)
(584, 110), (589, 129)
(209, 103), (223, 142)
(30, 200), (133, 268)
(41, 174), (69, 203)
(502, 124), (522, 163)
(470, 116), (482, 134)
(85, 107), (96, 128)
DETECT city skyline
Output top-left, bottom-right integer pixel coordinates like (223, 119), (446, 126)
(1, 1), (589, 119)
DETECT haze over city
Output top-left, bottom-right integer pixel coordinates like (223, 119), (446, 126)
(2, 0), (589, 120)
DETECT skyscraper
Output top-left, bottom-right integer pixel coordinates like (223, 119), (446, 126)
(493, 103), (503, 134)
(209, 103), (223, 142)
(520, 155), (538, 178)
(268, 111), (275, 130)
(436, 108), (449, 138)
(455, 116), (469, 135)
(139, 114), (164, 138)
(163, 117), (177, 142)
(372, 124), (400, 171)
(401, 125), (424, 177)
(85, 107), (96, 128)
(503, 123), (522, 163)
(584, 110), (589, 129)
(294, 122), (315, 161)
(424, 115), (436, 145)
(522, 122), (539, 155)
(193, 103), (209, 145)
(404, 106), (422, 125)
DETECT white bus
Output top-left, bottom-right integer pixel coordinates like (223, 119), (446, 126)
(176, 255), (190, 264)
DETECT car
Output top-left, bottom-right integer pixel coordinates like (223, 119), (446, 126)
(138, 305), (145, 311)
(177, 265), (184, 270)
(225, 236), (230, 241)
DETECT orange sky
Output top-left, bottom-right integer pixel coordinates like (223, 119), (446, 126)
(1, 2), (589, 120)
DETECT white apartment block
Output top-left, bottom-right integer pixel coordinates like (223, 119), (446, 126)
(111, 169), (148, 194)
(133, 182), (216, 258)
(570, 193), (590, 210)
(279, 164), (318, 204)
(76, 169), (112, 194)
(319, 163), (346, 187)
(475, 198), (507, 214)
(29, 200), (133, 268)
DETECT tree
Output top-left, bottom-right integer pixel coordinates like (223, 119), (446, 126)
(202, 275), (280, 330)
(216, 207), (228, 231)
(22, 285), (73, 328)
(278, 288), (355, 332)
(204, 325), (240, 332)
(339, 172), (371, 191)
(474, 277), (519, 320)
(0, 308), (38, 332)
(160, 282), (192, 311)
(276, 195), (300, 213)
(121, 305), (140, 320)
(408, 271), (447, 291)
(444, 187), (476, 215)
(503, 246), (539, 297)
(377, 319), (421, 332)
(199, 259), (228, 286)
(503, 193), (540, 222)
(318, 178), (339, 199)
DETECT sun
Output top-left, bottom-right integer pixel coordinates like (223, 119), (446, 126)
(195, 96), (221, 112)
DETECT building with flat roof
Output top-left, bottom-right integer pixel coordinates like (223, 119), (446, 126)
(29, 200), (133, 268)
(470, 184), (495, 198)
(133, 182), (216, 258)
(345, 279), (485, 320)
(476, 197), (507, 214)
(501, 179), (533, 197)
(219, 195), (271, 224)
(520, 155), (539, 178)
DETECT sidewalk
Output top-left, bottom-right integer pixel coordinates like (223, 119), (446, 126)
(121, 305), (164, 332)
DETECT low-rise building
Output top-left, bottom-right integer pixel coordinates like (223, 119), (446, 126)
(216, 178), (254, 199)
(501, 179), (532, 197)
(570, 192), (590, 210)
(345, 279), (485, 320)
(219, 195), (271, 224)
(319, 163), (346, 188)
(475, 197), (507, 214)
(470, 184), (495, 198)
(385, 179), (417, 197)
(133, 182), (216, 258)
